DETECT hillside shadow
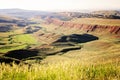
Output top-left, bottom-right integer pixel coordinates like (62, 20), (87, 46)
(0, 56), (21, 64)
(49, 34), (99, 55)
(3, 49), (39, 60)
(0, 49), (45, 64)
(47, 47), (81, 56)
(54, 34), (99, 43)
(0, 49), (42, 64)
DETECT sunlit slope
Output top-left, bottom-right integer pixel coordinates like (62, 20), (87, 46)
(70, 18), (120, 26)
(36, 17), (120, 64)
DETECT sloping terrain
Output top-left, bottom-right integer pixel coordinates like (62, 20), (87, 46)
(46, 18), (120, 35)
(36, 17), (120, 65)
(0, 14), (41, 53)
(0, 9), (120, 80)
(0, 14), (20, 23)
(0, 14), (27, 32)
(0, 9), (119, 65)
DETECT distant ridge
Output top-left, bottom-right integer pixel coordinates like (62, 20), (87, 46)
(0, 8), (51, 18)
(0, 8), (120, 19)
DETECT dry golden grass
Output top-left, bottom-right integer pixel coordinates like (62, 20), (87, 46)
(0, 59), (120, 80)
(0, 32), (13, 37)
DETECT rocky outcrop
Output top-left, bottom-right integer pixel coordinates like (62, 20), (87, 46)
(58, 11), (120, 19)
(46, 18), (120, 35)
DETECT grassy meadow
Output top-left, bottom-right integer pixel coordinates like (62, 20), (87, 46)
(0, 31), (38, 53)
(12, 34), (37, 44)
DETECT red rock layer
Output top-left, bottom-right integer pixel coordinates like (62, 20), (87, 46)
(46, 18), (120, 35)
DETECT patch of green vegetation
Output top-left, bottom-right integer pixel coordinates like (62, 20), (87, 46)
(12, 34), (37, 44)
(0, 44), (27, 53)
(0, 33), (38, 53)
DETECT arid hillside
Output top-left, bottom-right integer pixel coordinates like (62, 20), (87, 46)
(46, 18), (120, 36)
